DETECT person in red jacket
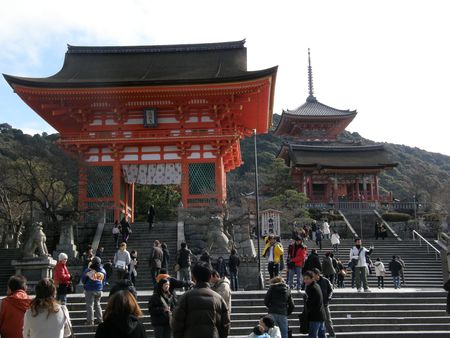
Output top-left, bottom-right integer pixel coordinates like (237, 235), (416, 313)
(288, 237), (308, 291)
(53, 252), (72, 305)
(0, 275), (31, 338)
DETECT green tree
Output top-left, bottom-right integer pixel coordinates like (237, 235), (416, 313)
(134, 185), (181, 221)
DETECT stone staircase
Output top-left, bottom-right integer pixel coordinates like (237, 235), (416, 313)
(340, 210), (381, 239)
(66, 288), (449, 338)
(66, 234), (449, 338)
(97, 221), (178, 290)
(260, 238), (443, 288)
(0, 248), (21, 294)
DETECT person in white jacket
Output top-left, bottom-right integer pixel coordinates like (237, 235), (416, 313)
(330, 230), (340, 253)
(23, 278), (72, 338)
(248, 315), (282, 338)
(374, 257), (386, 289)
(322, 220), (331, 240)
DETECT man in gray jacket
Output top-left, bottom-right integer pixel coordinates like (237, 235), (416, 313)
(149, 240), (163, 287)
(210, 270), (231, 314)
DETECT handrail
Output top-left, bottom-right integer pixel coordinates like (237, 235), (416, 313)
(412, 230), (441, 260)
(373, 210), (402, 241)
(338, 210), (359, 239)
(438, 232), (450, 243)
(91, 209), (106, 253)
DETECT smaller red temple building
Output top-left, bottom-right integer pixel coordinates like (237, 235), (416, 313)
(276, 50), (397, 203)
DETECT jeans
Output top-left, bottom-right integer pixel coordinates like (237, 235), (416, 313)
(179, 267), (191, 284)
(271, 313), (288, 338)
(332, 244), (339, 253)
(268, 262), (280, 279)
(85, 290), (102, 323)
(154, 325), (171, 338)
(393, 276), (401, 289)
(324, 305), (335, 336)
(309, 321), (326, 338)
(315, 240), (322, 250)
(377, 276), (384, 288)
(337, 274), (345, 288)
(113, 234), (119, 248)
(151, 267), (161, 287)
(288, 266), (302, 290)
(324, 234), (330, 240)
(56, 292), (67, 305)
(355, 266), (369, 290)
(229, 271), (239, 291)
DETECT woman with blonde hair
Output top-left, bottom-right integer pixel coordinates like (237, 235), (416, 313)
(95, 290), (147, 338)
(23, 278), (72, 338)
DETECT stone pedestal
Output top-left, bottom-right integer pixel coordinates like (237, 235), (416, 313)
(53, 222), (78, 261)
(239, 260), (264, 290)
(12, 256), (57, 292)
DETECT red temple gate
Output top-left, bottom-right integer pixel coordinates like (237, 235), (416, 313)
(4, 40), (277, 221)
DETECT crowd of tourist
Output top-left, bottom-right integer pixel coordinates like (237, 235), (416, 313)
(1, 216), (449, 338)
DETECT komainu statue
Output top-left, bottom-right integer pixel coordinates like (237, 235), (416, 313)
(22, 222), (49, 259)
(207, 215), (231, 254)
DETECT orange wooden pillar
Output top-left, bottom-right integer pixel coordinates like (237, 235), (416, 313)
(216, 157), (226, 205)
(181, 160), (189, 207)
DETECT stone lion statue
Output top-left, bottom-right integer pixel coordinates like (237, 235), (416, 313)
(207, 215), (231, 254)
(23, 222), (49, 259)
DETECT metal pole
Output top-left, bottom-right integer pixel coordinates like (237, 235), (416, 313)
(359, 195), (363, 239)
(254, 129), (263, 289)
(413, 195), (417, 222)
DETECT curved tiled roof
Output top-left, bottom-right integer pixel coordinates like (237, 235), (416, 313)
(3, 40), (277, 88)
(288, 144), (398, 169)
(284, 100), (357, 117)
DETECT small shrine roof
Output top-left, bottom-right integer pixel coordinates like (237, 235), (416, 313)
(3, 40), (277, 88)
(288, 144), (397, 169)
(284, 100), (357, 117)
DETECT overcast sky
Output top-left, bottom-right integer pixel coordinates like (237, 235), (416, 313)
(1, 0), (449, 155)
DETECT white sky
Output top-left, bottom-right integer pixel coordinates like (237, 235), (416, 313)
(1, 0), (449, 155)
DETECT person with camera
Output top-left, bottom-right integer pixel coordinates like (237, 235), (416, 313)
(349, 238), (373, 292)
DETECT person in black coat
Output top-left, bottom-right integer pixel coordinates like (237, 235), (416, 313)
(148, 278), (177, 338)
(161, 243), (170, 271)
(147, 205), (155, 231)
(303, 249), (322, 274)
(312, 268), (335, 337)
(264, 276), (294, 338)
(303, 271), (326, 338)
(95, 290), (146, 338)
(444, 278), (450, 315)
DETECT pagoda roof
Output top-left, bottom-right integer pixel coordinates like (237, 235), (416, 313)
(283, 100), (357, 117)
(3, 39), (277, 88)
(285, 144), (398, 169)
